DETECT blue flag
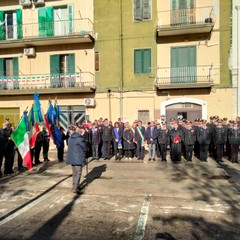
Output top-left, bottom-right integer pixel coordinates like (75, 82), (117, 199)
(33, 93), (44, 122)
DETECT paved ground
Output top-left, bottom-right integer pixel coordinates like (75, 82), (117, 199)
(0, 147), (240, 240)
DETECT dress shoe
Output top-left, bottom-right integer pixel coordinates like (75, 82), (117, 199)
(148, 158), (151, 161)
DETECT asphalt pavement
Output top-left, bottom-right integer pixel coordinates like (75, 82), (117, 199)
(0, 146), (240, 240)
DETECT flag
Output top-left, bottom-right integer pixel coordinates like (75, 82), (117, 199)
(28, 105), (40, 149)
(33, 93), (44, 123)
(11, 112), (32, 170)
(46, 100), (62, 148)
(54, 99), (61, 126)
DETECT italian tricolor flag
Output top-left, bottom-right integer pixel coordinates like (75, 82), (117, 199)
(11, 116), (32, 170)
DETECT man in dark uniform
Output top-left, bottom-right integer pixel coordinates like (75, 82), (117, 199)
(158, 121), (169, 161)
(42, 127), (50, 161)
(212, 119), (227, 163)
(197, 119), (212, 162)
(228, 121), (240, 163)
(34, 127), (44, 165)
(183, 121), (196, 162)
(101, 118), (113, 160)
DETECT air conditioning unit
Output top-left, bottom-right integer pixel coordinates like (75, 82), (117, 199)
(24, 48), (35, 57)
(19, 0), (32, 6)
(33, 0), (45, 6)
(83, 98), (96, 107)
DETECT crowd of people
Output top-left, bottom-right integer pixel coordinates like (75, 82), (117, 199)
(1, 115), (240, 179)
(66, 116), (240, 164)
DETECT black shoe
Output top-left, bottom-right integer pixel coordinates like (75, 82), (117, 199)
(153, 158), (156, 161)
(148, 158), (151, 161)
(35, 161), (42, 165)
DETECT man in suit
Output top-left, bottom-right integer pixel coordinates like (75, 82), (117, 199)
(145, 121), (158, 161)
(158, 121), (169, 161)
(135, 120), (146, 160)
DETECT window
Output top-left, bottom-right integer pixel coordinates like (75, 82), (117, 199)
(134, 48), (151, 74)
(134, 0), (152, 21)
(38, 4), (73, 37)
(0, 58), (19, 89)
(171, 45), (196, 83)
(50, 54), (75, 87)
(0, 9), (22, 40)
(95, 51), (100, 72)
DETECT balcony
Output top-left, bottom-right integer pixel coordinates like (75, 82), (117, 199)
(157, 6), (215, 37)
(0, 71), (96, 95)
(154, 65), (214, 90)
(0, 18), (95, 49)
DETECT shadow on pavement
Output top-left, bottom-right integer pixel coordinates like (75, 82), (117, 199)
(80, 164), (107, 190)
(153, 157), (240, 240)
(28, 194), (80, 240)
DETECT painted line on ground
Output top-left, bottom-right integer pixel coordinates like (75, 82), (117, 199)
(134, 193), (151, 240)
(158, 205), (228, 213)
(0, 190), (57, 226)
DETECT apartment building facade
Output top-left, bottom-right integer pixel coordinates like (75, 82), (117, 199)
(0, 0), (233, 127)
(0, 0), (95, 128)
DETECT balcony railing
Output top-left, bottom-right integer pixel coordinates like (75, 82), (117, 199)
(157, 6), (214, 36)
(154, 65), (214, 88)
(0, 18), (94, 42)
(0, 72), (95, 91)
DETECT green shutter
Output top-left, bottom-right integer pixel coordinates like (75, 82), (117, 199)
(16, 9), (22, 39)
(171, 47), (178, 83)
(142, 0), (151, 20)
(142, 49), (151, 73)
(68, 54), (75, 87)
(171, 0), (178, 10)
(171, 46), (196, 83)
(134, 50), (142, 73)
(13, 57), (19, 89)
(38, 7), (53, 37)
(46, 7), (53, 36)
(50, 55), (60, 87)
(0, 59), (3, 89)
(68, 4), (74, 34)
(0, 11), (5, 40)
(134, 0), (142, 20)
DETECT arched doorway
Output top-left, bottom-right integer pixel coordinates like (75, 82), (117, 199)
(160, 97), (207, 122)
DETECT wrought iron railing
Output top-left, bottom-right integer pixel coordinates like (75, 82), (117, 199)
(157, 6), (214, 29)
(0, 18), (94, 41)
(0, 72), (95, 90)
(154, 65), (214, 86)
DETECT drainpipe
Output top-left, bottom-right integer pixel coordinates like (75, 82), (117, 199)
(119, 0), (123, 118)
(236, 5), (240, 116)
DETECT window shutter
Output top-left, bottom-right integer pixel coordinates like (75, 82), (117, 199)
(95, 52), (100, 71)
(142, 0), (151, 20)
(142, 49), (151, 73)
(171, 0), (178, 10)
(68, 54), (75, 74)
(13, 57), (19, 89)
(134, 50), (142, 73)
(38, 7), (47, 37)
(0, 58), (4, 77)
(46, 7), (53, 36)
(134, 0), (142, 20)
(50, 55), (60, 87)
(38, 7), (53, 37)
(16, 9), (22, 39)
(68, 54), (75, 86)
(50, 55), (60, 75)
(0, 11), (5, 40)
(68, 4), (74, 34)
